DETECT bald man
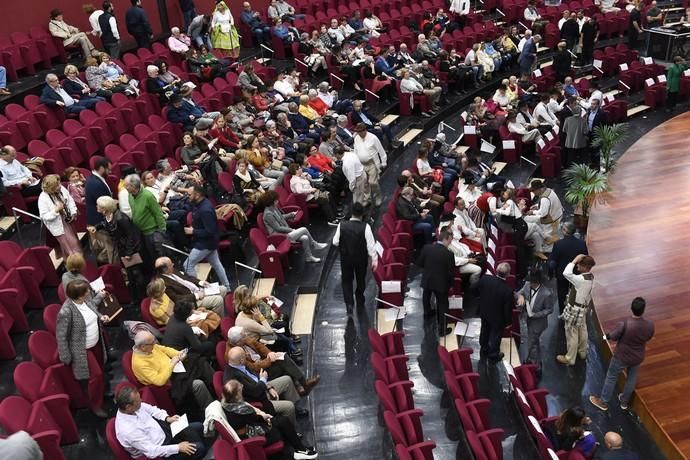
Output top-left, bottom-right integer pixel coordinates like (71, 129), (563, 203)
(597, 432), (639, 459)
(223, 346), (305, 426)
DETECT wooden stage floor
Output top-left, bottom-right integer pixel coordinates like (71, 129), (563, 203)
(588, 111), (690, 460)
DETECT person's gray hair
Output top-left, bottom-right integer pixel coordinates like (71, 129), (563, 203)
(45, 73), (58, 83)
(115, 385), (138, 410)
(227, 326), (245, 344)
(156, 158), (170, 171)
(133, 330), (155, 348)
(561, 221), (576, 236)
(308, 89), (317, 97)
(337, 115), (348, 125)
(146, 65), (159, 77)
(318, 82), (329, 90)
(265, 119), (276, 129)
(287, 102), (298, 111)
(124, 174), (141, 189)
(364, 56), (374, 64)
(96, 195), (118, 213)
(533, 34), (542, 40)
(171, 26), (180, 34)
(497, 262), (511, 278)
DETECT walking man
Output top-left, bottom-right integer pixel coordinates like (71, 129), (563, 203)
(557, 254), (595, 366)
(548, 222), (588, 313)
(99, 1), (121, 59)
(184, 185), (231, 289)
(478, 262), (514, 361)
(419, 229), (456, 336)
(589, 297), (654, 412)
(126, 0), (153, 49)
(353, 123), (387, 207)
(332, 202), (377, 314)
(341, 147), (371, 209)
(516, 271), (554, 370)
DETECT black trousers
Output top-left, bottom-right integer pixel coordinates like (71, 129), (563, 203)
(341, 260), (367, 308)
(667, 90), (679, 109)
(263, 414), (306, 459)
(479, 319), (503, 359)
(266, 355), (305, 385)
(556, 275), (569, 313)
(158, 419), (206, 459)
(133, 33), (151, 49)
(423, 288), (449, 328)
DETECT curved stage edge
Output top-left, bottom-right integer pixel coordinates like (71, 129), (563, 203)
(587, 111), (690, 460)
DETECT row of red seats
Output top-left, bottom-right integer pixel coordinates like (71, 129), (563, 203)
(505, 362), (588, 459)
(370, 328), (437, 459)
(0, 29), (69, 82)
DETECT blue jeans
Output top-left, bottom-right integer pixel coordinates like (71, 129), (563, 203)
(185, 248), (230, 288)
(600, 356), (640, 406)
(193, 34), (212, 50)
(0, 66), (6, 88)
(413, 215), (435, 244)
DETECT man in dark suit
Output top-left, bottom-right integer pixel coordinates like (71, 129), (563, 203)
(40, 73), (97, 114)
(154, 256), (228, 317)
(516, 271), (554, 369)
(223, 346), (305, 425)
(548, 222), (588, 312)
(85, 156), (113, 226)
(350, 100), (397, 147)
(477, 262), (514, 361)
(419, 228), (455, 335)
(125, 0), (153, 49)
(596, 432), (640, 460)
(335, 115), (355, 148)
(396, 187), (435, 244)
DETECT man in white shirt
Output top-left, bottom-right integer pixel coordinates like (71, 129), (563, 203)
(558, 10), (570, 29)
(524, 180), (563, 246)
(557, 254), (595, 366)
(0, 145), (40, 196)
(273, 73), (299, 99)
(459, 177), (482, 206)
(441, 218), (482, 286)
(453, 197), (487, 249)
(114, 386), (206, 459)
(341, 148), (370, 208)
(40, 73), (97, 114)
(399, 69), (435, 117)
(533, 93), (558, 128)
(327, 18), (345, 45)
(83, 4), (104, 37)
(517, 29), (532, 52)
(167, 27), (192, 55)
(353, 123), (386, 207)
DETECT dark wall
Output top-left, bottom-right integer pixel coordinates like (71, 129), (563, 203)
(0, 0), (272, 48)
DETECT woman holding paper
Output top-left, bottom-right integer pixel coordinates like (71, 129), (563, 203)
(162, 299), (217, 358)
(56, 279), (110, 418)
(61, 253), (107, 305)
(146, 278), (220, 336)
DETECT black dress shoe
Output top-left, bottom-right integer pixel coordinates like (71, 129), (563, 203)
(296, 408), (309, 418)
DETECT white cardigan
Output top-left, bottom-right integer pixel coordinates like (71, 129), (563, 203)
(38, 186), (78, 236)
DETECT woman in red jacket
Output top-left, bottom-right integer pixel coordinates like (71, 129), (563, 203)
(209, 115), (242, 150)
(305, 145), (335, 173)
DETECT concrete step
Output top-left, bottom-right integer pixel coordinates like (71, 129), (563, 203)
(627, 104), (651, 118)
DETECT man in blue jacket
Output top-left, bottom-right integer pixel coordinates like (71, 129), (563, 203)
(167, 94), (214, 132)
(183, 185), (231, 289)
(241, 1), (271, 45)
(85, 156), (113, 225)
(40, 74), (97, 114)
(126, 0), (153, 49)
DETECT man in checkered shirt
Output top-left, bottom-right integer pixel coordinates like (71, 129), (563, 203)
(557, 254), (596, 366)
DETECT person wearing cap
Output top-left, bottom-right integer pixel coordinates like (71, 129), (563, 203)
(524, 179), (563, 255)
(516, 271), (554, 369)
(557, 254), (595, 366)
(49, 9), (97, 59)
(353, 123), (386, 208)
(179, 85), (220, 123)
(166, 94), (197, 132)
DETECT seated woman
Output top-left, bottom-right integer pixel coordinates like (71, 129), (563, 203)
(545, 407), (596, 456)
(186, 47), (221, 82)
(209, 116), (242, 151)
(494, 188), (546, 260)
(306, 144), (335, 173)
(85, 56), (132, 97)
(288, 163), (338, 225)
(162, 299), (218, 357)
(64, 167), (86, 205)
(146, 278), (220, 336)
(141, 170), (190, 222)
(492, 84), (512, 110)
(362, 11), (384, 38)
(416, 147), (454, 196)
(154, 59), (183, 87)
(98, 53), (139, 95)
(221, 380), (318, 459)
(395, 186), (435, 244)
(145, 65), (178, 104)
(259, 190), (327, 263)
(245, 135), (285, 187)
(62, 64), (106, 105)
(233, 284), (301, 358)
(233, 157), (264, 204)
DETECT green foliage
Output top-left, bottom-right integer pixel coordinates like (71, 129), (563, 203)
(563, 163), (610, 217)
(591, 123), (628, 172)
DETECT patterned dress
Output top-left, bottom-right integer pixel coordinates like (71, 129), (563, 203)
(211, 3), (240, 51)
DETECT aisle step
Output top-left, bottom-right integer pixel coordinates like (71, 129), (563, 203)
(50, 250), (62, 270)
(627, 104), (651, 117)
(0, 216), (16, 233)
(291, 287), (318, 335)
(196, 263), (212, 282)
(380, 114), (399, 127)
(492, 161), (507, 175)
(500, 337), (521, 367)
(399, 128), (423, 147)
(251, 277), (276, 298)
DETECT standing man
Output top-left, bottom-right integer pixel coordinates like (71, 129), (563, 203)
(183, 185), (231, 289)
(99, 1), (121, 59)
(556, 254), (595, 366)
(548, 222), (588, 313)
(341, 146), (371, 209)
(516, 272), (554, 371)
(418, 228), (456, 335)
(518, 34), (540, 77)
(477, 263), (514, 362)
(332, 202), (377, 314)
(126, 0), (153, 49)
(523, 180), (563, 258)
(589, 297), (654, 412)
(125, 174), (167, 260)
(179, 0), (197, 30)
(353, 123), (386, 208)
(628, 2), (642, 49)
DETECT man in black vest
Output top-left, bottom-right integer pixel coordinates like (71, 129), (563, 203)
(419, 228), (455, 335)
(332, 202), (377, 313)
(99, 1), (121, 58)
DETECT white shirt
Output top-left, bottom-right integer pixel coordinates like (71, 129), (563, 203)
(332, 217), (377, 259)
(354, 132), (387, 169)
(118, 187), (132, 218)
(273, 78), (294, 97)
(533, 101), (557, 126)
(328, 27), (345, 45)
(55, 86), (76, 107)
(547, 98), (563, 115)
(460, 186), (482, 205)
(75, 302), (99, 349)
(317, 91), (335, 108)
(518, 37), (528, 52)
(416, 158), (433, 176)
(558, 18), (567, 29)
(342, 151), (364, 190)
(524, 7), (541, 21)
(453, 208), (478, 236)
(0, 159), (35, 187)
(89, 10), (104, 36)
(115, 403), (178, 458)
(563, 262), (593, 305)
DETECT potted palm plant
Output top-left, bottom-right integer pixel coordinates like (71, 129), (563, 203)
(563, 163), (611, 232)
(591, 123), (628, 173)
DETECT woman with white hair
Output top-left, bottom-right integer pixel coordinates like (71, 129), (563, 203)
(39, 174), (81, 257)
(211, 1), (240, 58)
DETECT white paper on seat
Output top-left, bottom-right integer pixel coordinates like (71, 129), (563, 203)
(187, 311), (208, 322)
(384, 306), (405, 321)
(606, 95), (614, 103)
(381, 280), (401, 293)
(529, 415), (544, 434)
(191, 326), (206, 336)
(170, 414), (189, 437)
(537, 139), (546, 151)
(272, 327), (285, 334)
(553, 124), (560, 134)
(90, 277), (105, 293)
(271, 296), (284, 308)
(516, 387), (528, 405)
(454, 321), (468, 336)
(203, 282), (220, 296)
(374, 241), (384, 258)
(619, 63), (628, 71)
(491, 225), (498, 238)
(533, 69), (542, 78)
(502, 360), (515, 378)
(592, 59), (603, 68)
(643, 57), (653, 65)
(685, 69), (690, 77)
(502, 140), (516, 149)
(657, 74), (666, 83)
(480, 139), (496, 154)
(173, 361), (186, 373)
(545, 131), (554, 142)
(645, 78), (655, 87)
(487, 253), (496, 268)
(548, 449), (560, 460)
(275, 352), (286, 360)
(463, 125), (477, 135)
(449, 296), (463, 310)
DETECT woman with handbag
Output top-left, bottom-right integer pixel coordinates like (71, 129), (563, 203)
(56, 279), (110, 418)
(38, 174), (81, 257)
(288, 163), (339, 226)
(221, 380), (318, 460)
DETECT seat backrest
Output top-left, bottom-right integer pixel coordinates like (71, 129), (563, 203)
(140, 297), (160, 328)
(374, 380), (400, 413)
(43, 303), (61, 335)
(213, 439), (239, 460)
(28, 330), (59, 369)
(249, 228), (268, 252)
(0, 396), (31, 434)
(14, 361), (46, 402)
(106, 418), (136, 460)
(467, 430), (488, 460)
(383, 410), (408, 445)
(121, 350), (140, 387)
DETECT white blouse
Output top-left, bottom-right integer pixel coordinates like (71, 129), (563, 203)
(75, 302), (99, 349)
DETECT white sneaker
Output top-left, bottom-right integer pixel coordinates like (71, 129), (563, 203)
(313, 242), (328, 250)
(306, 256), (321, 263)
(294, 448), (318, 459)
